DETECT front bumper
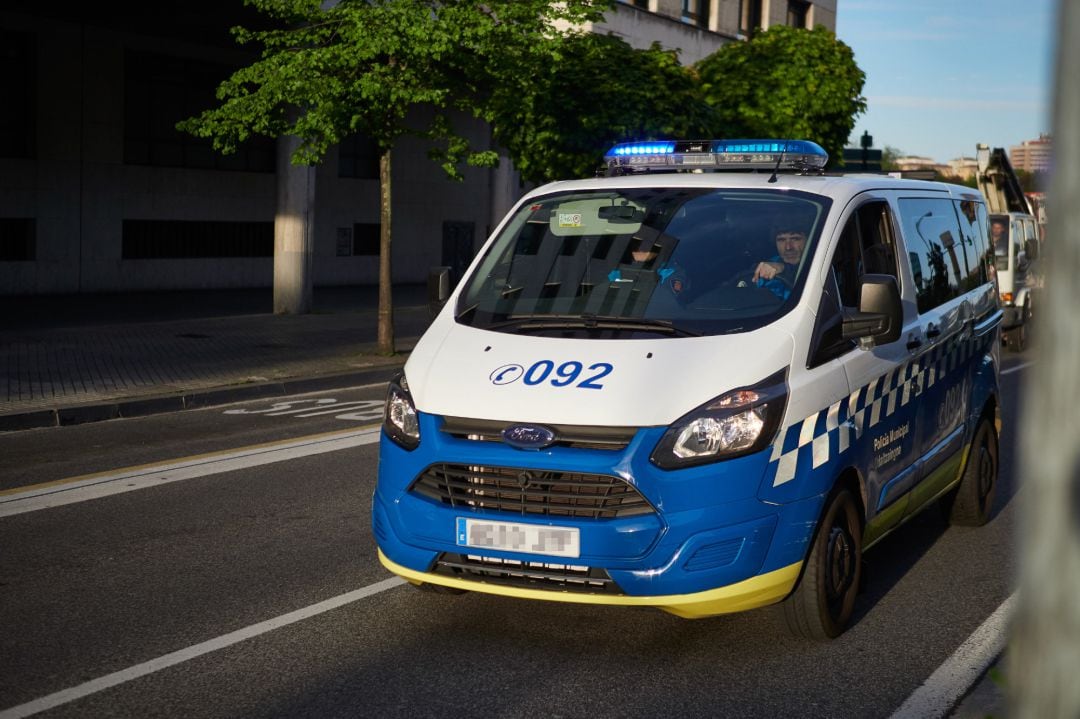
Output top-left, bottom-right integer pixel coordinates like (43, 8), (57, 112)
(373, 412), (824, 618)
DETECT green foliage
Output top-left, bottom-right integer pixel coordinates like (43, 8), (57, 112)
(881, 145), (904, 170)
(178, 0), (612, 173)
(695, 25), (866, 166)
(487, 34), (718, 183)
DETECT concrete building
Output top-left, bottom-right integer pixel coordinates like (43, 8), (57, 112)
(945, 156), (979, 181)
(1010, 134), (1052, 173)
(1, 1), (836, 297)
(893, 156), (948, 176)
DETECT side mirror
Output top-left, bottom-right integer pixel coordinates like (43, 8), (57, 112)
(842, 274), (902, 346)
(427, 266), (451, 319)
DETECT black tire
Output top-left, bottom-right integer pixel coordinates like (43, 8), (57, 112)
(1005, 312), (1027, 352)
(783, 488), (863, 640)
(948, 417), (998, 526)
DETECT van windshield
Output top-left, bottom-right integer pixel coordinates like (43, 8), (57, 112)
(455, 188), (831, 338)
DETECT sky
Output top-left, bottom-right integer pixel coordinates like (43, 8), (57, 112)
(834, 0), (1058, 163)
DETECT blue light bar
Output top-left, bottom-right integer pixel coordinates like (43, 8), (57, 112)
(610, 141), (677, 157)
(603, 139), (828, 176)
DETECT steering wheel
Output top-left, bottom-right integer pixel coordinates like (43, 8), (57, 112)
(729, 267), (793, 289)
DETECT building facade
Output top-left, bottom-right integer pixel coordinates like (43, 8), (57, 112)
(1010, 134), (1052, 173)
(1, 1), (836, 296)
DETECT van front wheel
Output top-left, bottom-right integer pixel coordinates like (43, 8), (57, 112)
(783, 488), (863, 639)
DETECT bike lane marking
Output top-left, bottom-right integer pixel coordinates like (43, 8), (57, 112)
(0, 576), (406, 719)
(0, 425), (381, 518)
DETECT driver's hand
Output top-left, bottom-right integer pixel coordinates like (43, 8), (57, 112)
(752, 261), (783, 283)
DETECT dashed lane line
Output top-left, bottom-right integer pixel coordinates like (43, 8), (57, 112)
(0, 425), (381, 518)
(0, 576), (407, 719)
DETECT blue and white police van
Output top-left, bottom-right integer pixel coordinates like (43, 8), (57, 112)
(373, 140), (1002, 638)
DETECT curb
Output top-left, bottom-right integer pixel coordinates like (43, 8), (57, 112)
(0, 364), (404, 433)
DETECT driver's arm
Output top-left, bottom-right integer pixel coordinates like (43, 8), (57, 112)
(752, 261), (785, 283)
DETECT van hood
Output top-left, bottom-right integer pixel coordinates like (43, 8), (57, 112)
(405, 324), (794, 427)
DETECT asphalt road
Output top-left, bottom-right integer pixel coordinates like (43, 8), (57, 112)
(0, 352), (1032, 718)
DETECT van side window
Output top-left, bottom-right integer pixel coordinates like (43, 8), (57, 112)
(808, 200), (899, 367)
(953, 199), (989, 288)
(898, 197), (967, 313)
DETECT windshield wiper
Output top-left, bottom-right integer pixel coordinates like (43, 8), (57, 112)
(486, 313), (702, 337)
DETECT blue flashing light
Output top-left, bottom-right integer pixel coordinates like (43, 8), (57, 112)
(603, 138), (828, 176)
(610, 141), (677, 157)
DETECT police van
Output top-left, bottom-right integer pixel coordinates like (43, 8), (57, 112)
(373, 140), (1002, 639)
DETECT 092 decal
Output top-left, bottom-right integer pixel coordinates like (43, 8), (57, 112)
(490, 360), (613, 389)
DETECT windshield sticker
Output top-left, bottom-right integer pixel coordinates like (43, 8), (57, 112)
(490, 360), (613, 390)
(558, 212), (583, 228)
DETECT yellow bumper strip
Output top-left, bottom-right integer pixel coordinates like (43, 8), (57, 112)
(378, 550), (802, 619)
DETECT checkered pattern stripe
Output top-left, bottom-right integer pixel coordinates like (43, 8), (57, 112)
(768, 330), (985, 487)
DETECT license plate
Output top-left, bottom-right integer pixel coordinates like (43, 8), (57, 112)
(456, 518), (580, 558)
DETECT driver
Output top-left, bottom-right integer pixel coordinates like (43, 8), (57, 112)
(751, 227), (807, 300)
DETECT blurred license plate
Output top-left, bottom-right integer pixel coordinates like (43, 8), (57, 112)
(456, 518), (580, 558)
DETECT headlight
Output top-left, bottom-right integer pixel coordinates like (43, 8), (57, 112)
(651, 368), (787, 469)
(383, 373), (420, 450)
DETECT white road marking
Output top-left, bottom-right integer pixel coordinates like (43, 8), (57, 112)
(0, 427), (381, 518)
(1001, 361), (1035, 376)
(890, 592), (1016, 719)
(0, 576), (407, 719)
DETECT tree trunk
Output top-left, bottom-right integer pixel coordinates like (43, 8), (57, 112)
(273, 133), (315, 315)
(1009, 3), (1080, 717)
(377, 147), (395, 356)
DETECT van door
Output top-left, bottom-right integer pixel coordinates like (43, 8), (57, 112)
(895, 195), (975, 511)
(812, 195), (921, 540)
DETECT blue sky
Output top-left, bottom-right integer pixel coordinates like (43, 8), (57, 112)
(834, 0), (1058, 163)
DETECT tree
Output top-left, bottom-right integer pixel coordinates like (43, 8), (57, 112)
(881, 145), (904, 171)
(487, 33), (719, 184)
(694, 25), (866, 166)
(179, 0), (610, 355)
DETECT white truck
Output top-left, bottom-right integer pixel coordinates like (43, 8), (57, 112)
(975, 144), (1042, 351)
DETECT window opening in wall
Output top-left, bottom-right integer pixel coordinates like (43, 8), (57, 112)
(338, 134), (380, 179)
(0, 29), (35, 159)
(0, 219), (36, 261)
(352, 223), (381, 256)
(124, 50), (274, 172)
(787, 0), (811, 28)
(122, 220), (273, 259)
(681, 0), (710, 28)
(740, 0), (764, 36)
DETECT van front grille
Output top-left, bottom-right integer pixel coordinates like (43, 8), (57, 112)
(409, 463), (654, 519)
(433, 553), (622, 594)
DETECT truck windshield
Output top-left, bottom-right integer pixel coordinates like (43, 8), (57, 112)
(455, 188), (831, 338)
(990, 214), (1011, 271)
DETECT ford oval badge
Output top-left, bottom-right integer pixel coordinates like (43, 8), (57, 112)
(501, 424), (557, 450)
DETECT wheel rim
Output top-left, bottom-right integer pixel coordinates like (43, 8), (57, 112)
(825, 521), (856, 608)
(977, 439), (995, 507)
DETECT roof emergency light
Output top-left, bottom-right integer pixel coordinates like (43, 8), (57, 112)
(604, 139), (828, 176)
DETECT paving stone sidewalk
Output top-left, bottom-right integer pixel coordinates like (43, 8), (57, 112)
(0, 286), (428, 430)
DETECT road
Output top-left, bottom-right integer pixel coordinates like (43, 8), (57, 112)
(0, 351), (1032, 718)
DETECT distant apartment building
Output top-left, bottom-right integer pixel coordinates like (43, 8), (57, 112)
(1, 1), (837, 296)
(1010, 134), (1052, 173)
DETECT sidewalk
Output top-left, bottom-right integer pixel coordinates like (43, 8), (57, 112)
(0, 285), (429, 431)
